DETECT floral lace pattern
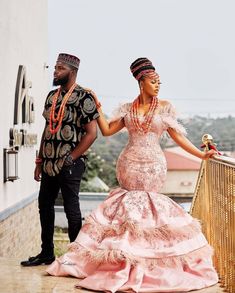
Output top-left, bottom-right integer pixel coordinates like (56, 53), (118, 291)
(115, 102), (186, 192)
(46, 101), (218, 292)
(81, 212), (202, 249)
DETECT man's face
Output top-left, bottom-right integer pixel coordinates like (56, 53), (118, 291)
(53, 62), (73, 86)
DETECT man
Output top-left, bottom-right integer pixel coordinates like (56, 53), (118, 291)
(21, 53), (99, 266)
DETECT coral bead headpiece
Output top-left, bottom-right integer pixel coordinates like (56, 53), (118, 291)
(130, 57), (159, 81)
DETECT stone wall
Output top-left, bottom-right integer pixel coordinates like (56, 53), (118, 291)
(0, 200), (40, 258)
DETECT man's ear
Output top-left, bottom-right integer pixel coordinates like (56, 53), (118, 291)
(71, 69), (77, 78)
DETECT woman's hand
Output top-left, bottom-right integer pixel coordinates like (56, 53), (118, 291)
(168, 128), (219, 160)
(82, 87), (124, 136)
(201, 149), (217, 160)
(83, 87), (99, 104)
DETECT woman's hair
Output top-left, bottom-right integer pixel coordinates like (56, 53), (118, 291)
(130, 57), (156, 81)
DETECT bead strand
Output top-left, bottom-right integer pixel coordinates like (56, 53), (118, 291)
(49, 83), (77, 134)
(130, 95), (158, 134)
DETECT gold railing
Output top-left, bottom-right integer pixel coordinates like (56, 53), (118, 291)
(190, 154), (235, 293)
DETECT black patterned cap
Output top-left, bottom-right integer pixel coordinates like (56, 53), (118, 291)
(57, 53), (80, 69)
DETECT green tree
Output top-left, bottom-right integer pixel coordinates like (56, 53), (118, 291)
(80, 149), (107, 192)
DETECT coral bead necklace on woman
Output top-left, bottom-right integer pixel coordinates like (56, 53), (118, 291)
(131, 95), (158, 134)
(130, 69), (161, 134)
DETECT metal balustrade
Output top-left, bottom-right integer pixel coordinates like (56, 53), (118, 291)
(190, 154), (235, 293)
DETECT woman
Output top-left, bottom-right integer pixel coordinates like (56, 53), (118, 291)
(47, 58), (218, 292)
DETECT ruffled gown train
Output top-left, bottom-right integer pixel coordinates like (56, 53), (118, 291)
(47, 103), (218, 292)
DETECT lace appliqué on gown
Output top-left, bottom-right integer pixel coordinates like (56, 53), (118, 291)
(46, 101), (218, 293)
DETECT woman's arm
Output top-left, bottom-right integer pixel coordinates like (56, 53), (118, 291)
(96, 107), (125, 136)
(88, 90), (125, 136)
(167, 128), (217, 160)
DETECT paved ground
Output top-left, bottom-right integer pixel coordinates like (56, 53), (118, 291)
(0, 258), (223, 293)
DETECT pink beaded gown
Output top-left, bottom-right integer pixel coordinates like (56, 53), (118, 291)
(47, 102), (218, 292)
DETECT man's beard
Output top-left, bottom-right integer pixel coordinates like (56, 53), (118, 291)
(53, 74), (69, 86)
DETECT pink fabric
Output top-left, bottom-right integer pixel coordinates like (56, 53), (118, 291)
(47, 102), (218, 292)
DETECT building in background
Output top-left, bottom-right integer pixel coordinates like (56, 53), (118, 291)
(0, 0), (48, 258)
(162, 147), (201, 202)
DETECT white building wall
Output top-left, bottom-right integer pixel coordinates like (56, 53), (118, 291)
(161, 170), (199, 195)
(0, 0), (48, 211)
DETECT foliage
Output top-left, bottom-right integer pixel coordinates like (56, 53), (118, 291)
(80, 149), (106, 192)
(82, 116), (235, 191)
(182, 116), (235, 151)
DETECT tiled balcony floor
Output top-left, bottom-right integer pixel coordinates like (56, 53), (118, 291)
(0, 258), (223, 293)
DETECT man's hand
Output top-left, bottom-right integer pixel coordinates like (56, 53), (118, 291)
(34, 165), (42, 181)
(63, 153), (74, 167)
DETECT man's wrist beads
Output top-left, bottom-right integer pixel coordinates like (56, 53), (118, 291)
(35, 157), (43, 165)
(64, 153), (74, 166)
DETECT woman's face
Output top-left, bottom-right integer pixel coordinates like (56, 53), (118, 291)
(140, 76), (161, 97)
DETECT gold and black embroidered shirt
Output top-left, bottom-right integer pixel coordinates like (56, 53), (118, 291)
(42, 85), (99, 176)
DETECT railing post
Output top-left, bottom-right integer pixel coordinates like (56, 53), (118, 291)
(191, 134), (235, 293)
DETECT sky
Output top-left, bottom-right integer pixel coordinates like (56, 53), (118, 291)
(48, 0), (235, 117)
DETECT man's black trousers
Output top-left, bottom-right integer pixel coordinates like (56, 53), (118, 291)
(38, 158), (85, 257)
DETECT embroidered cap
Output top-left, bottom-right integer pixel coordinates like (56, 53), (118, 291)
(57, 53), (80, 69)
